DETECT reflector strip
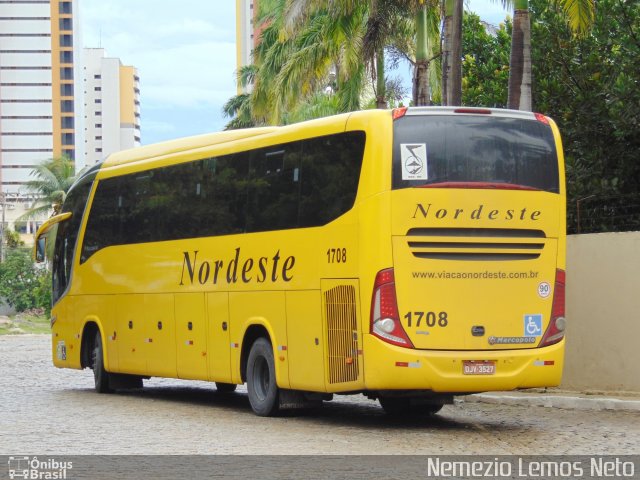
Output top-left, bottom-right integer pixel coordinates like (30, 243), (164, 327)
(185, 340), (193, 346)
(395, 361), (421, 368)
(231, 342), (239, 348)
(277, 345), (288, 351)
(533, 360), (555, 366)
(144, 338), (153, 343)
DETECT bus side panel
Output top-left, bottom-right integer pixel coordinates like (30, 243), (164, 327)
(206, 292), (232, 383)
(145, 293), (177, 378)
(51, 298), (78, 369)
(229, 291), (290, 389)
(115, 294), (147, 375)
(285, 290), (326, 392)
(175, 293), (208, 380)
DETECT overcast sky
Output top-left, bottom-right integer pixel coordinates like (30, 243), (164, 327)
(80, 0), (509, 146)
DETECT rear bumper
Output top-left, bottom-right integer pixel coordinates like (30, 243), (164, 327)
(362, 335), (564, 393)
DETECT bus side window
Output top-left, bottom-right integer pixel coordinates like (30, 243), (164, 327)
(246, 143), (301, 232)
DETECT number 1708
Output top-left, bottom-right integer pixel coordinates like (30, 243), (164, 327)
(327, 248), (347, 263)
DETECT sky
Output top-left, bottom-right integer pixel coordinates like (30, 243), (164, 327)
(80, 0), (510, 146)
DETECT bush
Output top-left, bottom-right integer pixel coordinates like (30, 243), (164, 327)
(0, 249), (51, 314)
(33, 271), (52, 317)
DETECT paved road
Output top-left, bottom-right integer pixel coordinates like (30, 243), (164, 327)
(1, 335), (638, 455)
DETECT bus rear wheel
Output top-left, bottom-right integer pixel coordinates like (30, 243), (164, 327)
(92, 331), (113, 393)
(246, 337), (280, 416)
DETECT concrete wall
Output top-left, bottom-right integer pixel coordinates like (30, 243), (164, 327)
(563, 231), (640, 392)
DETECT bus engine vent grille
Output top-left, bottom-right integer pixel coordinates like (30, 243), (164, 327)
(406, 228), (546, 261)
(324, 285), (359, 384)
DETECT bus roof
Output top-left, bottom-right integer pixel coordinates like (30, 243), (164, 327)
(102, 126), (279, 168)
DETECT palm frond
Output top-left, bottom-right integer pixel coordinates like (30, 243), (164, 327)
(561, 0), (595, 36)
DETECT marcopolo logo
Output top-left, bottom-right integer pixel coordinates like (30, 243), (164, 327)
(8, 456), (72, 479)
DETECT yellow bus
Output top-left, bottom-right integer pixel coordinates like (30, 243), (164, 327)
(36, 107), (566, 416)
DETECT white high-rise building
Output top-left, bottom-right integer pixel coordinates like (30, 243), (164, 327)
(0, 0), (84, 197)
(83, 48), (140, 166)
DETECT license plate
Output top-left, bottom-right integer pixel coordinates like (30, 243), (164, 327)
(463, 360), (496, 375)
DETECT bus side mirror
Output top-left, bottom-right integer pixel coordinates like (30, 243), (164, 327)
(33, 211), (73, 263)
(35, 237), (46, 263)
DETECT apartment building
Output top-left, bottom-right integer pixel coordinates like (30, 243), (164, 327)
(0, 0), (84, 197)
(83, 48), (140, 166)
(235, 0), (261, 94)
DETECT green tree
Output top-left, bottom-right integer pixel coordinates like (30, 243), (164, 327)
(0, 249), (48, 313)
(248, 0), (367, 125)
(507, 0), (594, 110)
(530, 0), (640, 232)
(461, 13), (510, 107)
(4, 229), (25, 249)
(284, 0), (414, 110)
(223, 0), (444, 127)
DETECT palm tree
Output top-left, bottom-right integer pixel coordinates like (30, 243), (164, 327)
(285, 0), (440, 108)
(507, 0), (594, 110)
(412, 1), (441, 105)
(18, 156), (79, 221)
(238, 0), (367, 125)
(441, 0), (463, 105)
(223, 65), (256, 129)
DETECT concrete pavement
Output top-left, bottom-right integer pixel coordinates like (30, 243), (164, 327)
(461, 389), (640, 412)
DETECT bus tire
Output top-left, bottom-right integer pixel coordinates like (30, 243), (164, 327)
(215, 382), (237, 393)
(246, 337), (280, 416)
(92, 331), (113, 393)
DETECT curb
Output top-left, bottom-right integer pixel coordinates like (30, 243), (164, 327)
(460, 393), (640, 412)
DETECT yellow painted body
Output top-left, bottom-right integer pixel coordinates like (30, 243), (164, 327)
(50, 109), (566, 395)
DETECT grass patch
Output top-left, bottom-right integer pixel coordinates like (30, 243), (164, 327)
(0, 311), (50, 335)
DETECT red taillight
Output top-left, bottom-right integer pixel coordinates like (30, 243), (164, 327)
(392, 107), (408, 120)
(539, 269), (566, 347)
(370, 268), (414, 348)
(534, 112), (550, 125)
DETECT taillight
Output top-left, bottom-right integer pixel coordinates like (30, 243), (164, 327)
(539, 269), (566, 347)
(534, 112), (550, 125)
(392, 107), (408, 120)
(370, 268), (414, 348)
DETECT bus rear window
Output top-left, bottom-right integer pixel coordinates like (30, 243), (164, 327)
(392, 115), (559, 193)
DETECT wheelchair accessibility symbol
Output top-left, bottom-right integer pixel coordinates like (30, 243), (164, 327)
(524, 314), (543, 337)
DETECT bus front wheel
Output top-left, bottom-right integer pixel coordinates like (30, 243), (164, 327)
(92, 331), (113, 393)
(246, 337), (280, 416)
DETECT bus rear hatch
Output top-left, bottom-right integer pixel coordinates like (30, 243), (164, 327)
(389, 108), (564, 351)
